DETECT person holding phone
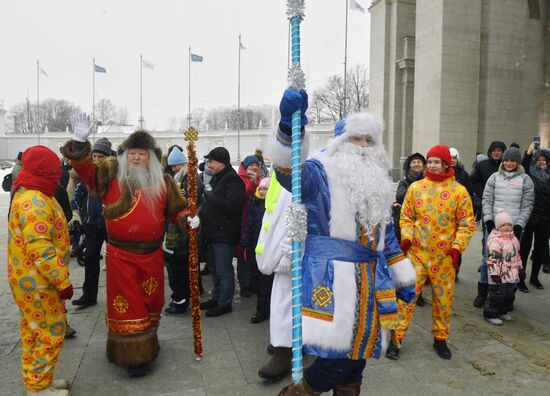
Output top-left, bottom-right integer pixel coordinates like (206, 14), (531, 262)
(520, 140), (550, 290)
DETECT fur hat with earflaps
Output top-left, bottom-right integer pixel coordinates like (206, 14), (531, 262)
(117, 130), (162, 161)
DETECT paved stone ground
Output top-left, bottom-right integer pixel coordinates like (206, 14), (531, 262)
(1, 189), (550, 395)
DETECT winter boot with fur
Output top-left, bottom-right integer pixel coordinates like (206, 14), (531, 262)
(473, 282), (488, 308)
(278, 379), (321, 396)
(332, 381), (362, 396)
(258, 346), (292, 380)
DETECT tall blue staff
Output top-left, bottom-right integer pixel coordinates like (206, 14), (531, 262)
(286, 0), (307, 384)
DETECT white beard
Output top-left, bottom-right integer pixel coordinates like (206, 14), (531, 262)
(117, 151), (166, 211)
(329, 142), (393, 236)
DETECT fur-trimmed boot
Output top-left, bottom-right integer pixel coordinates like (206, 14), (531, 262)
(258, 346), (292, 380)
(333, 381), (362, 396)
(278, 380), (321, 396)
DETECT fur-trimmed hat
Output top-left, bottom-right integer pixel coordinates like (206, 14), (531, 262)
(117, 130), (162, 161)
(327, 112), (384, 154)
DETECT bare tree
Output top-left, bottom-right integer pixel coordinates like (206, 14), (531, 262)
(95, 98), (116, 125)
(11, 98), (81, 134)
(114, 107), (129, 125)
(311, 64), (369, 122)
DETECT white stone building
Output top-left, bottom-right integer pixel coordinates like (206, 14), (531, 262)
(369, 0), (550, 177)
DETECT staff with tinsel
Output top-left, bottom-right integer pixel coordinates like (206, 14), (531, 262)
(184, 126), (203, 359)
(286, 0), (308, 384)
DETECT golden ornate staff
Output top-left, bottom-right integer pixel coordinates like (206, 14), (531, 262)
(184, 126), (202, 359)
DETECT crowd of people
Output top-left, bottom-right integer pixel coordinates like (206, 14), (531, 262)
(5, 88), (550, 395)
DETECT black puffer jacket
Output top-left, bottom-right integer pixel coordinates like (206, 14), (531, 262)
(453, 163), (473, 200)
(522, 149), (550, 225)
(199, 165), (245, 244)
(394, 153), (425, 242)
(470, 141), (507, 210)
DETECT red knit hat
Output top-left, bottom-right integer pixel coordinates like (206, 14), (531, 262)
(426, 145), (452, 167)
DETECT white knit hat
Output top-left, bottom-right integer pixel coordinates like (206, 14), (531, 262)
(495, 209), (513, 229)
(450, 147), (460, 161)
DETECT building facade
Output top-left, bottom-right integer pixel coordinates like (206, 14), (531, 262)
(370, 0), (550, 177)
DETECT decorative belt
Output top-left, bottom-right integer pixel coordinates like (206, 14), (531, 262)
(108, 238), (162, 254)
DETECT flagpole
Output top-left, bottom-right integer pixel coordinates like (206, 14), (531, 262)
(140, 53), (144, 129)
(92, 58), (96, 142)
(237, 34), (242, 163)
(37, 60), (40, 145)
(188, 46), (191, 128)
(343, 0), (349, 117)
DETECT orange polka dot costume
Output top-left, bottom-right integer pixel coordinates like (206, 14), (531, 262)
(396, 146), (475, 344)
(8, 188), (72, 392)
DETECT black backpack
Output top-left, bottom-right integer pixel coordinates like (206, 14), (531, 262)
(2, 173), (12, 192)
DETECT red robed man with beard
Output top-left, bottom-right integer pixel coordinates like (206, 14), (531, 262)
(61, 116), (199, 377)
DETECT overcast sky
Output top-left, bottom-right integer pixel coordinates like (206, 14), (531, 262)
(1, 0), (371, 130)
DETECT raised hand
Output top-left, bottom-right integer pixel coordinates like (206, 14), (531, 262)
(72, 113), (93, 142)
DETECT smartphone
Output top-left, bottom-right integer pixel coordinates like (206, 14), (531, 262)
(533, 136), (541, 149)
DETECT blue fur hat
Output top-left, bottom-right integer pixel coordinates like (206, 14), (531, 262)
(242, 155), (259, 169)
(167, 147), (187, 165)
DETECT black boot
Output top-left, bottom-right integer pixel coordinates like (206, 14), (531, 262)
(473, 282), (488, 308)
(385, 342), (401, 360)
(518, 279), (529, 293)
(433, 340), (452, 360)
(529, 259), (544, 289)
(530, 276), (544, 289)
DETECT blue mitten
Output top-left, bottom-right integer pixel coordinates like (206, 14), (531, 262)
(280, 88), (308, 129)
(396, 285), (416, 304)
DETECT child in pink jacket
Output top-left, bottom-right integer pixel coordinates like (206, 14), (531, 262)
(484, 210), (524, 325)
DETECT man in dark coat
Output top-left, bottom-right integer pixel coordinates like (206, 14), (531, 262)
(470, 141), (507, 307)
(199, 147), (245, 317)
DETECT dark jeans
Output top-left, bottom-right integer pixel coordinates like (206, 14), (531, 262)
(479, 219), (489, 284)
(483, 283), (516, 318)
(206, 242), (235, 306)
(237, 254), (249, 289)
(305, 357), (366, 392)
(82, 225), (107, 300)
(520, 222), (549, 280)
(165, 250), (190, 304)
(247, 251), (273, 314)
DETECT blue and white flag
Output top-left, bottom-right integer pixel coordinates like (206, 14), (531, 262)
(190, 54), (203, 62)
(94, 64), (107, 73)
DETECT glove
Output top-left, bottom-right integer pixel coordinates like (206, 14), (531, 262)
(400, 239), (412, 255)
(490, 274), (502, 284)
(518, 267), (526, 280)
(247, 170), (257, 183)
(485, 220), (495, 234)
(71, 113), (93, 142)
(448, 248), (460, 271)
(58, 284), (73, 300)
(279, 89), (308, 129)
(513, 225), (523, 240)
(68, 210), (82, 230)
(186, 215), (200, 230)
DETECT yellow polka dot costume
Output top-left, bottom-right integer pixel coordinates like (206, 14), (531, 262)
(7, 189), (72, 392)
(396, 160), (475, 343)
